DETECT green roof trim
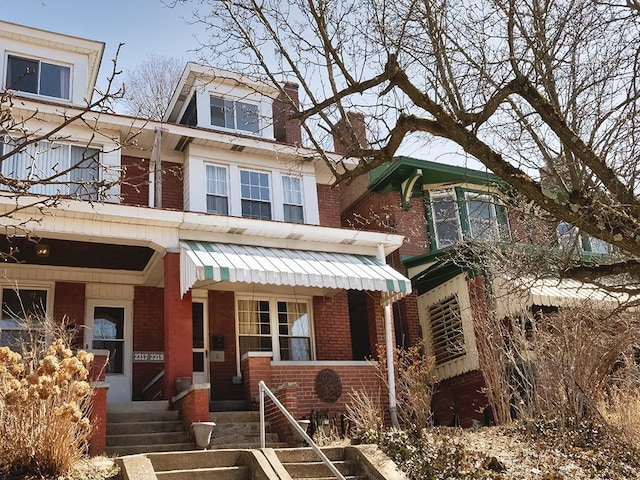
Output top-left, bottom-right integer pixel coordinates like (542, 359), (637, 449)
(369, 155), (506, 193)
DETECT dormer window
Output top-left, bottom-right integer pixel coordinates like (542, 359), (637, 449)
(210, 96), (259, 133)
(6, 55), (71, 100)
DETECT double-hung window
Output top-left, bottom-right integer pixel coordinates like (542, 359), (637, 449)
(6, 55), (71, 100)
(0, 140), (100, 199)
(210, 96), (260, 133)
(0, 287), (48, 353)
(206, 164), (229, 214)
(240, 169), (271, 220)
(430, 190), (462, 248)
(465, 192), (509, 241)
(282, 175), (304, 224)
(237, 298), (313, 361)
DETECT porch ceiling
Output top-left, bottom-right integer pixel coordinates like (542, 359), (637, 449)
(180, 241), (411, 304)
(0, 236), (154, 271)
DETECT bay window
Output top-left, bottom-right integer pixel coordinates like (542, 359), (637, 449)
(237, 297), (313, 361)
(6, 55), (71, 100)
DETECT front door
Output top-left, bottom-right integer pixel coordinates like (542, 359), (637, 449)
(86, 300), (132, 402)
(192, 301), (209, 384)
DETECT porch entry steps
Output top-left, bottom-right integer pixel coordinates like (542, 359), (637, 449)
(274, 447), (369, 480)
(106, 401), (192, 456)
(146, 450), (251, 480)
(209, 410), (288, 449)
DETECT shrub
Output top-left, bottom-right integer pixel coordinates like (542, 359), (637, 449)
(0, 334), (94, 477)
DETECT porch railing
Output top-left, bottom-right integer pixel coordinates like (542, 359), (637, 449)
(258, 380), (346, 480)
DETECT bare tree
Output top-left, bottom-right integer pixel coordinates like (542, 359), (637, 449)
(120, 54), (183, 120)
(0, 47), (134, 249)
(175, 0), (640, 286)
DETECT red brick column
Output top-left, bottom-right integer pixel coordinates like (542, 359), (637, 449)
(266, 383), (300, 447)
(163, 252), (193, 399)
(241, 353), (272, 404)
(88, 351), (109, 456)
(174, 384), (211, 429)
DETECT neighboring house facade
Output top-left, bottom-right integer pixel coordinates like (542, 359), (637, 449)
(0, 21), (411, 446)
(342, 155), (620, 427)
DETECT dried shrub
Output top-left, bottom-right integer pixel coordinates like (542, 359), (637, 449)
(345, 387), (383, 436)
(600, 386), (640, 450)
(0, 317), (94, 478)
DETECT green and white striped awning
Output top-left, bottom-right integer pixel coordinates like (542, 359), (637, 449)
(180, 241), (411, 304)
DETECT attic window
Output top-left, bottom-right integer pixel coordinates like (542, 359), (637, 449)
(428, 294), (466, 365)
(210, 96), (259, 133)
(6, 55), (71, 100)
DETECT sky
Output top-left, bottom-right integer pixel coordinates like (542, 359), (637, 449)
(2, 0), (203, 90)
(0, 0), (481, 167)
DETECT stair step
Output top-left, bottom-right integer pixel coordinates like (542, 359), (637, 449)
(212, 422), (267, 435)
(275, 447), (346, 463)
(107, 420), (184, 435)
(107, 401), (170, 413)
(156, 465), (250, 480)
(209, 442), (289, 450)
(106, 443), (194, 456)
(148, 450), (244, 472)
(107, 431), (190, 447)
(210, 411), (260, 423)
(210, 433), (279, 445)
(210, 400), (252, 411)
(283, 460), (356, 478)
(108, 410), (180, 423)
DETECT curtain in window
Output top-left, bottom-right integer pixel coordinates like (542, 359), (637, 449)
(70, 145), (100, 199)
(30, 142), (70, 196)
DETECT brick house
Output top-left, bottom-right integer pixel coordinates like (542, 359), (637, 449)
(0, 21), (413, 451)
(342, 154), (621, 427)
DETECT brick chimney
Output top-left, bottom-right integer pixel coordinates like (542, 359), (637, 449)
(332, 111), (367, 155)
(273, 82), (302, 146)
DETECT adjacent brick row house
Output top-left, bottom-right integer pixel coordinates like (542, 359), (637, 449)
(0, 21), (411, 450)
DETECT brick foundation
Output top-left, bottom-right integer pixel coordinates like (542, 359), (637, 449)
(431, 370), (490, 428)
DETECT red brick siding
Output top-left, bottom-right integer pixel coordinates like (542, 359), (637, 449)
(313, 293), (352, 361)
(120, 156), (149, 207)
(53, 282), (86, 348)
(132, 286), (164, 400)
(89, 386), (108, 455)
(176, 387), (211, 429)
(162, 161), (183, 210)
(209, 291), (243, 400)
(342, 190), (429, 258)
(317, 184), (343, 228)
(365, 292), (387, 359)
(431, 370), (490, 428)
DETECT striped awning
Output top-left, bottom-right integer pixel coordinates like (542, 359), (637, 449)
(180, 241), (411, 304)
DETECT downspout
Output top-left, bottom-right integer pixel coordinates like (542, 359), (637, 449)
(378, 244), (399, 428)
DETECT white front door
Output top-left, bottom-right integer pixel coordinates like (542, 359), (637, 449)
(85, 299), (132, 402)
(192, 301), (209, 384)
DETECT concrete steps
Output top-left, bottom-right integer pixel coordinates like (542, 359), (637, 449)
(106, 401), (193, 456)
(209, 410), (287, 450)
(275, 447), (369, 480)
(148, 450), (251, 480)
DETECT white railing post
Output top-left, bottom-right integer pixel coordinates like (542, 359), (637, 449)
(259, 384), (266, 448)
(258, 381), (346, 480)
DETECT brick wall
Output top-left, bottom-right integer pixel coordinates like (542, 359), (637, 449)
(53, 282), (86, 348)
(313, 293), (352, 361)
(317, 183), (343, 228)
(162, 161), (183, 210)
(120, 156), (149, 206)
(208, 291), (243, 400)
(342, 190), (429, 258)
(365, 292), (386, 359)
(132, 286), (164, 400)
(431, 370), (490, 428)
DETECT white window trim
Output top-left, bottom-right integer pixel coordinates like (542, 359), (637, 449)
(430, 189), (462, 249)
(281, 174), (305, 224)
(417, 274), (479, 381)
(239, 167), (272, 221)
(205, 163), (230, 215)
(464, 191), (505, 241)
(4, 52), (73, 101)
(234, 295), (316, 375)
(0, 282), (54, 348)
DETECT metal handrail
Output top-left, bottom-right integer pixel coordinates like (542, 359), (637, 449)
(258, 380), (346, 480)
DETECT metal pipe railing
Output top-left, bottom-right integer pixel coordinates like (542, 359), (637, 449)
(258, 380), (346, 480)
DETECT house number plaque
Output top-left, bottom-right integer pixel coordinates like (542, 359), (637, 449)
(133, 351), (165, 363)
